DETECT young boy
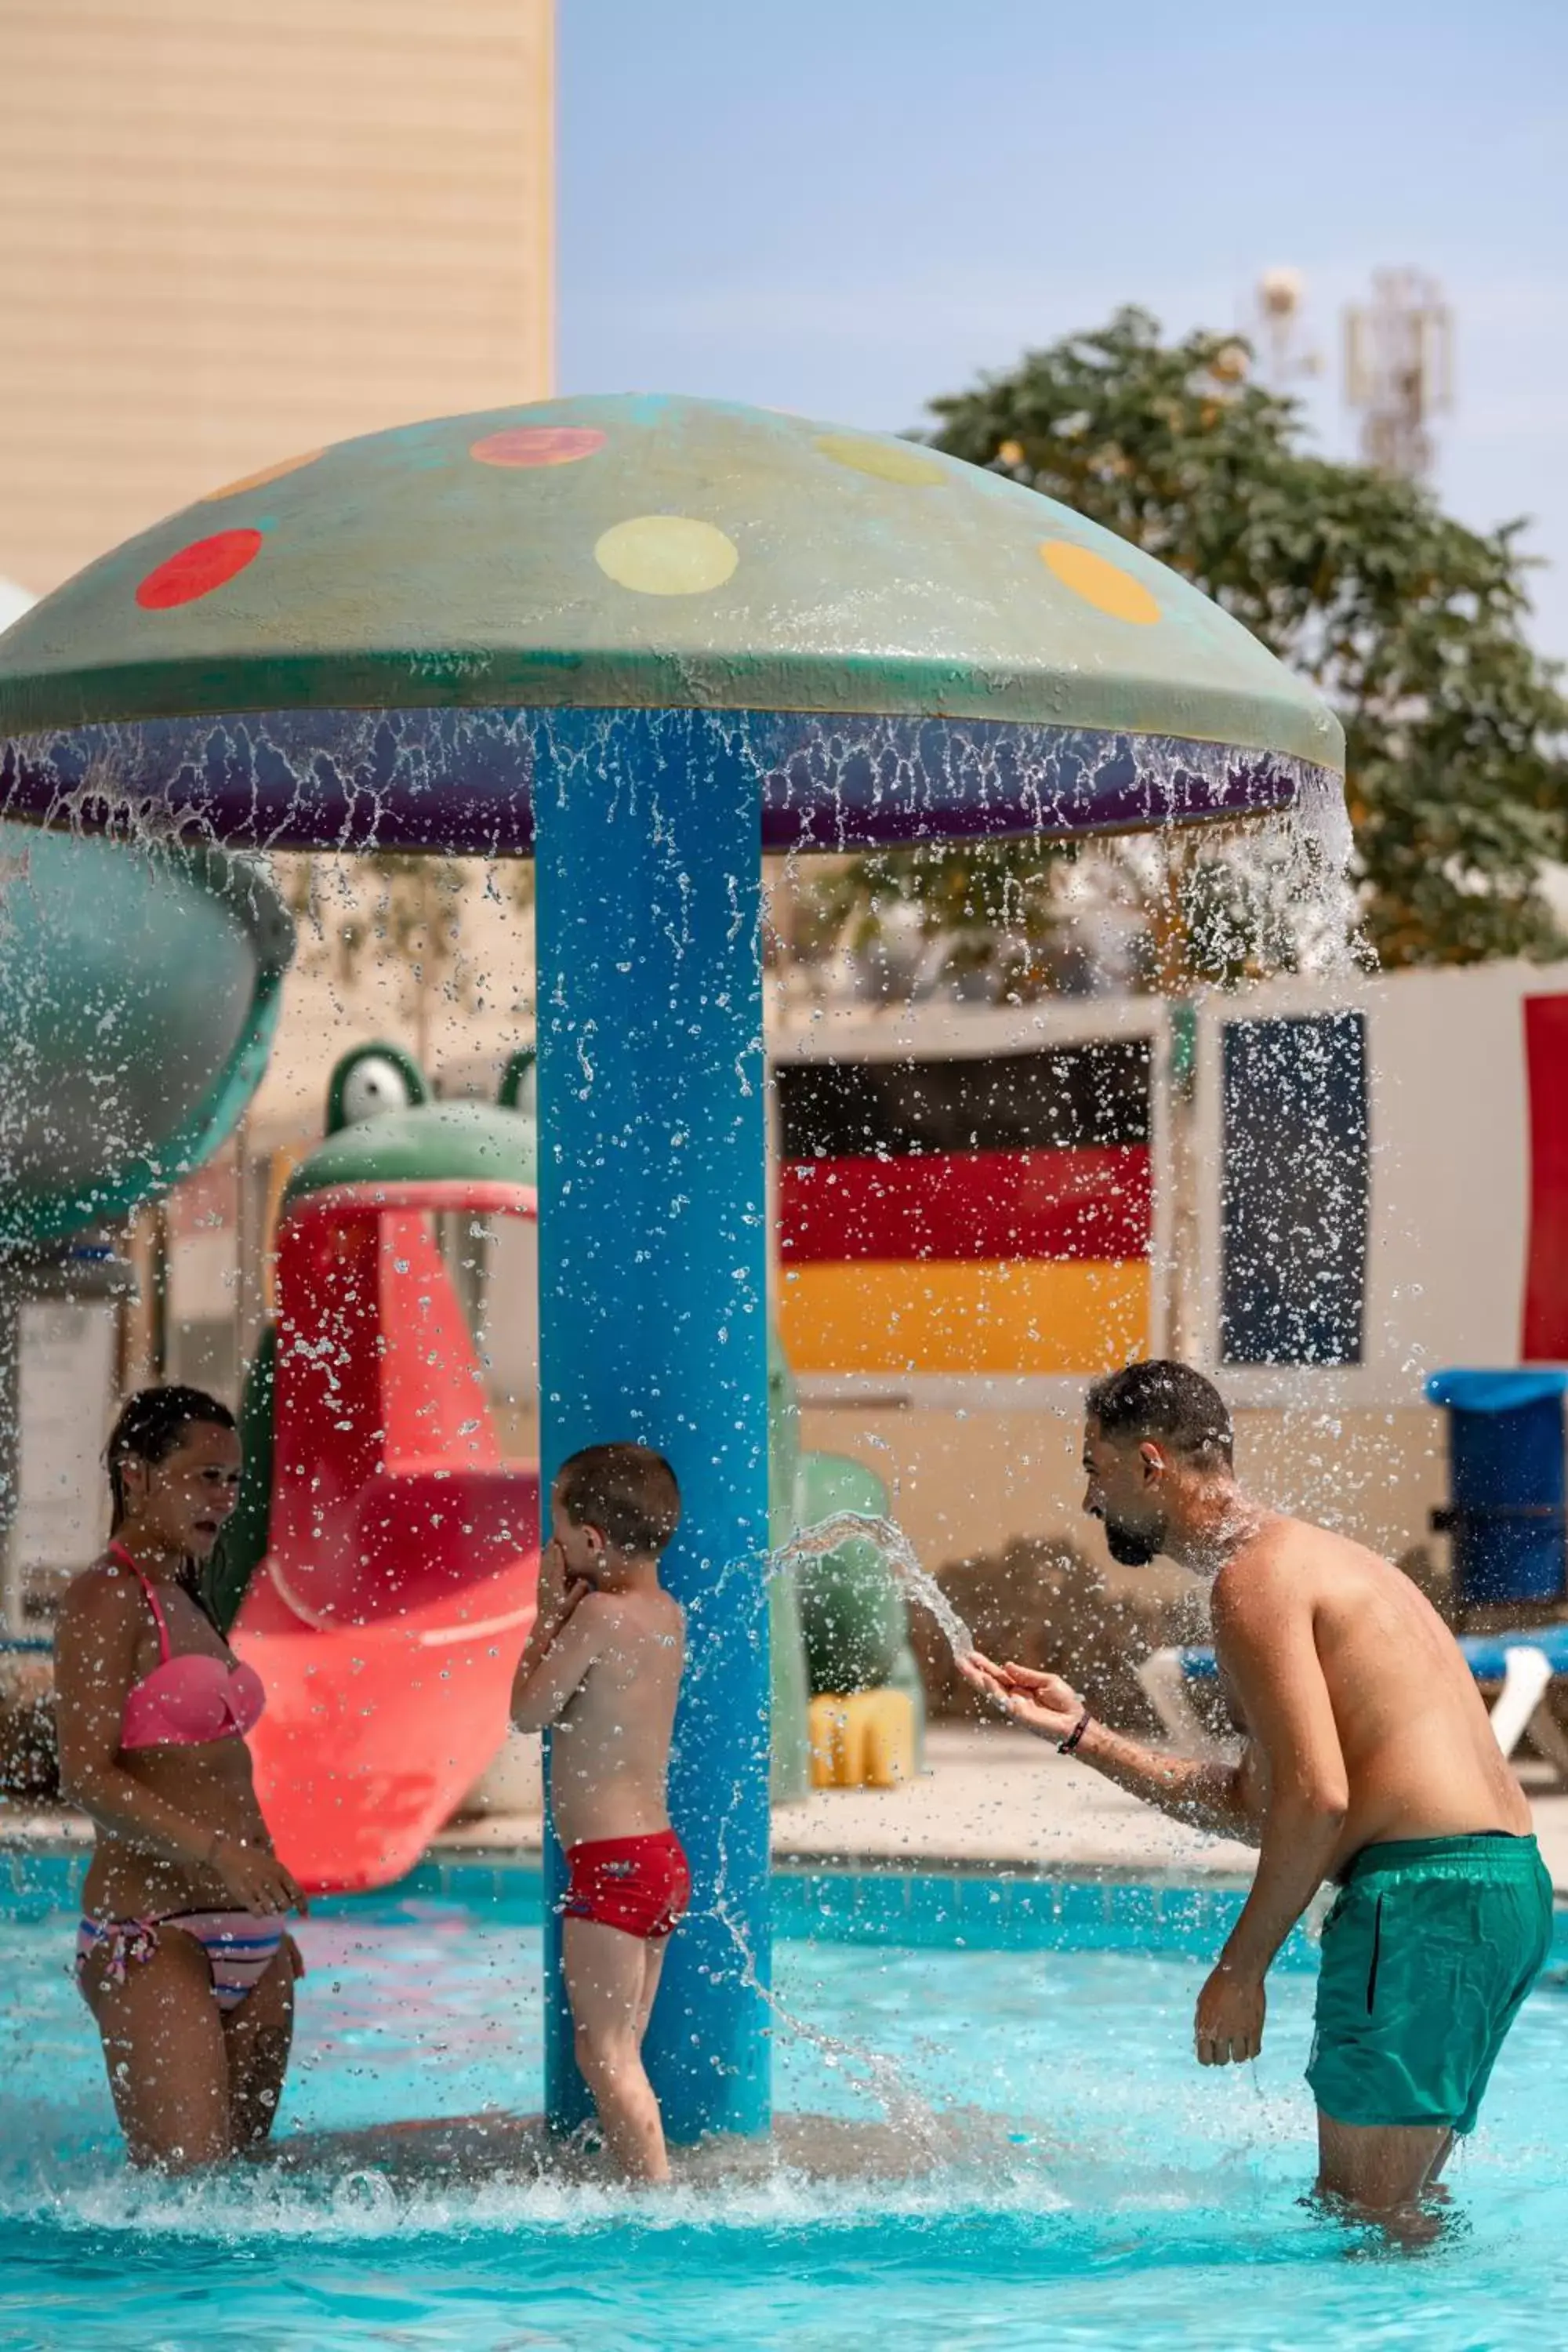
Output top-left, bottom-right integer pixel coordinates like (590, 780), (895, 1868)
(510, 1441), (689, 2185)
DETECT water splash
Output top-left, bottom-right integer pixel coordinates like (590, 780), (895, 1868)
(770, 1512), (973, 1661)
(710, 1875), (951, 2156)
(1, 705), (1330, 859)
(1149, 756), (1366, 985)
(706, 1508), (978, 2141)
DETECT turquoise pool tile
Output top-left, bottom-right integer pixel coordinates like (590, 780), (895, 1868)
(994, 1878), (1062, 1944)
(952, 1871), (1016, 1946)
(769, 1871), (833, 1939)
(2, 1847), (84, 1918)
(4, 1838), (1563, 1969)
(844, 1871), (915, 1940)
(904, 1875), (965, 1944)
(424, 1861), (494, 1907)
(1105, 1881), (1162, 1940)
(775, 1870), (913, 1944)
(1045, 1880), (1116, 1940)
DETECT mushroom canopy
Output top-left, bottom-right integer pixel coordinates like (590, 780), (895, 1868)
(0, 394), (1342, 854)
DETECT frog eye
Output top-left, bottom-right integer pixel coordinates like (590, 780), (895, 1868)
(498, 1047), (536, 1118)
(339, 1053), (416, 1125)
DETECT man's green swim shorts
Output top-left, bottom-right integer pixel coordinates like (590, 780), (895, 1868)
(1307, 1832), (1552, 2134)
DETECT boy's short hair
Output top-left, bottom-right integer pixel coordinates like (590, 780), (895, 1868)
(555, 1443), (682, 1556)
(1085, 1360), (1233, 1468)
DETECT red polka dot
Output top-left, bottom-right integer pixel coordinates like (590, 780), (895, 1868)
(470, 426), (606, 469)
(136, 529), (265, 610)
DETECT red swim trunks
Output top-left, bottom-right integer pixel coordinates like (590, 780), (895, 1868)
(562, 1830), (692, 1942)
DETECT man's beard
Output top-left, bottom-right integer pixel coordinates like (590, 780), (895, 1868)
(1104, 1515), (1163, 1568)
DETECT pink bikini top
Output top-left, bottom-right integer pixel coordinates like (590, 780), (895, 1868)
(111, 1545), (266, 1751)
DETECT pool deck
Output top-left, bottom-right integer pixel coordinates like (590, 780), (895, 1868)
(439, 1723), (1568, 1890)
(9, 1725), (1568, 1888)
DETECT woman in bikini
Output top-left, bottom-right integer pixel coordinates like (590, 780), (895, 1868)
(54, 1385), (307, 2169)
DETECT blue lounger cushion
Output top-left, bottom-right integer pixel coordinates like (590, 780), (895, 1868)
(1176, 1631), (1568, 1685)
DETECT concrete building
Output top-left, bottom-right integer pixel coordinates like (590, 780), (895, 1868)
(0, 0), (556, 1461)
(0, 0), (554, 597)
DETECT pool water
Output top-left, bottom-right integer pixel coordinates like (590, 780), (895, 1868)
(2, 1869), (1566, 2350)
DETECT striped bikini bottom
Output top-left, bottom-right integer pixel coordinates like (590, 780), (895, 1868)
(76, 1910), (286, 2013)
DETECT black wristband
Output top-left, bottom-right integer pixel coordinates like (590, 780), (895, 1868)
(1058, 1707), (1092, 1755)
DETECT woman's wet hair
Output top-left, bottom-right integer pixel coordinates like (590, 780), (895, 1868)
(556, 1443), (681, 1556)
(1086, 1360), (1233, 1468)
(105, 1385), (238, 1533)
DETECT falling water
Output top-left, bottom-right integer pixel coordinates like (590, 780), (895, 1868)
(1180, 759), (1365, 982)
(1, 684), (1367, 2207)
(769, 1511), (973, 1661)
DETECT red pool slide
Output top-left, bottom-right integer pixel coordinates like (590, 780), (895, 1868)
(233, 1180), (540, 1892)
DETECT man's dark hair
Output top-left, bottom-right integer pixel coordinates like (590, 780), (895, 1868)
(556, 1443), (682, 1556)
(1085, 1360), (1233, 1468)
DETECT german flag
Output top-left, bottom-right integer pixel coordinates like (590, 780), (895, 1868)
(775, 1043), (1152, 1376)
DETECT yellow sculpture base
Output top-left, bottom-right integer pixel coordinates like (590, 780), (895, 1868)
(808, 1690), (916, 1789)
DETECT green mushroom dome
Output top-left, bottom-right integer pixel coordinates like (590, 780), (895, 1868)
(0, 394), (1341, 856)
(0, 393), (1338, 765)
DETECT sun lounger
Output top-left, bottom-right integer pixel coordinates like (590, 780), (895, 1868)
(1137, 1633), (1568, 1784)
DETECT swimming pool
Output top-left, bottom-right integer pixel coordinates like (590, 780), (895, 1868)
(2, 1852), (1565, 2350)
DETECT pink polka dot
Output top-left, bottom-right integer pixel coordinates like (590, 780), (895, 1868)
(135, 529), (265, 611)
(470, 426), (607, 469)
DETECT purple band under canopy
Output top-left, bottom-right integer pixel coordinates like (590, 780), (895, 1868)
(0, 705), (1315, 855)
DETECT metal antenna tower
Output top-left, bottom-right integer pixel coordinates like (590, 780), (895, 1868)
(1344, 269), (1454, 480)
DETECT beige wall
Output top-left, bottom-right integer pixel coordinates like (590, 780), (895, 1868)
(248, 857), (537, 1153)
(1193, 962), (1563, 1406)
(0, 0), (554, 597)
(800, 1403), (1446, 1584)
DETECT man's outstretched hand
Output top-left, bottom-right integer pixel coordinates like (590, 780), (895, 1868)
(957, 1652), (1084, 1743)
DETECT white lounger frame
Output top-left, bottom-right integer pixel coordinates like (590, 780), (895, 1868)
(1136, 1645), (1568, 1787)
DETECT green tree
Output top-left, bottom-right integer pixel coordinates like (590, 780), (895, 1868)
(809, 307), (1568, 985)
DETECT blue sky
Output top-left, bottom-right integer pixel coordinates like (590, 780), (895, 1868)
(560, 0), (1568, 659)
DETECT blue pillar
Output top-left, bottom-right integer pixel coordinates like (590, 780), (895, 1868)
(532, 707), (771, 2143)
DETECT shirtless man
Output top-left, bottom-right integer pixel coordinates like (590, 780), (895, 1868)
(510, 1442), (688, 2185)
(960, 1360), (1552, 2224)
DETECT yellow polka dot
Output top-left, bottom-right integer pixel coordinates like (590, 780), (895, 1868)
(594, 515), (739, 596)
(1040, 539), (1161, 625)
(201, 449), (324, 501)
(815, 434), (947, 487)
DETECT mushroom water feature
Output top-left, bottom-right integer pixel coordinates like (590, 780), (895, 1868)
(0, 394), (1345, 2151)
